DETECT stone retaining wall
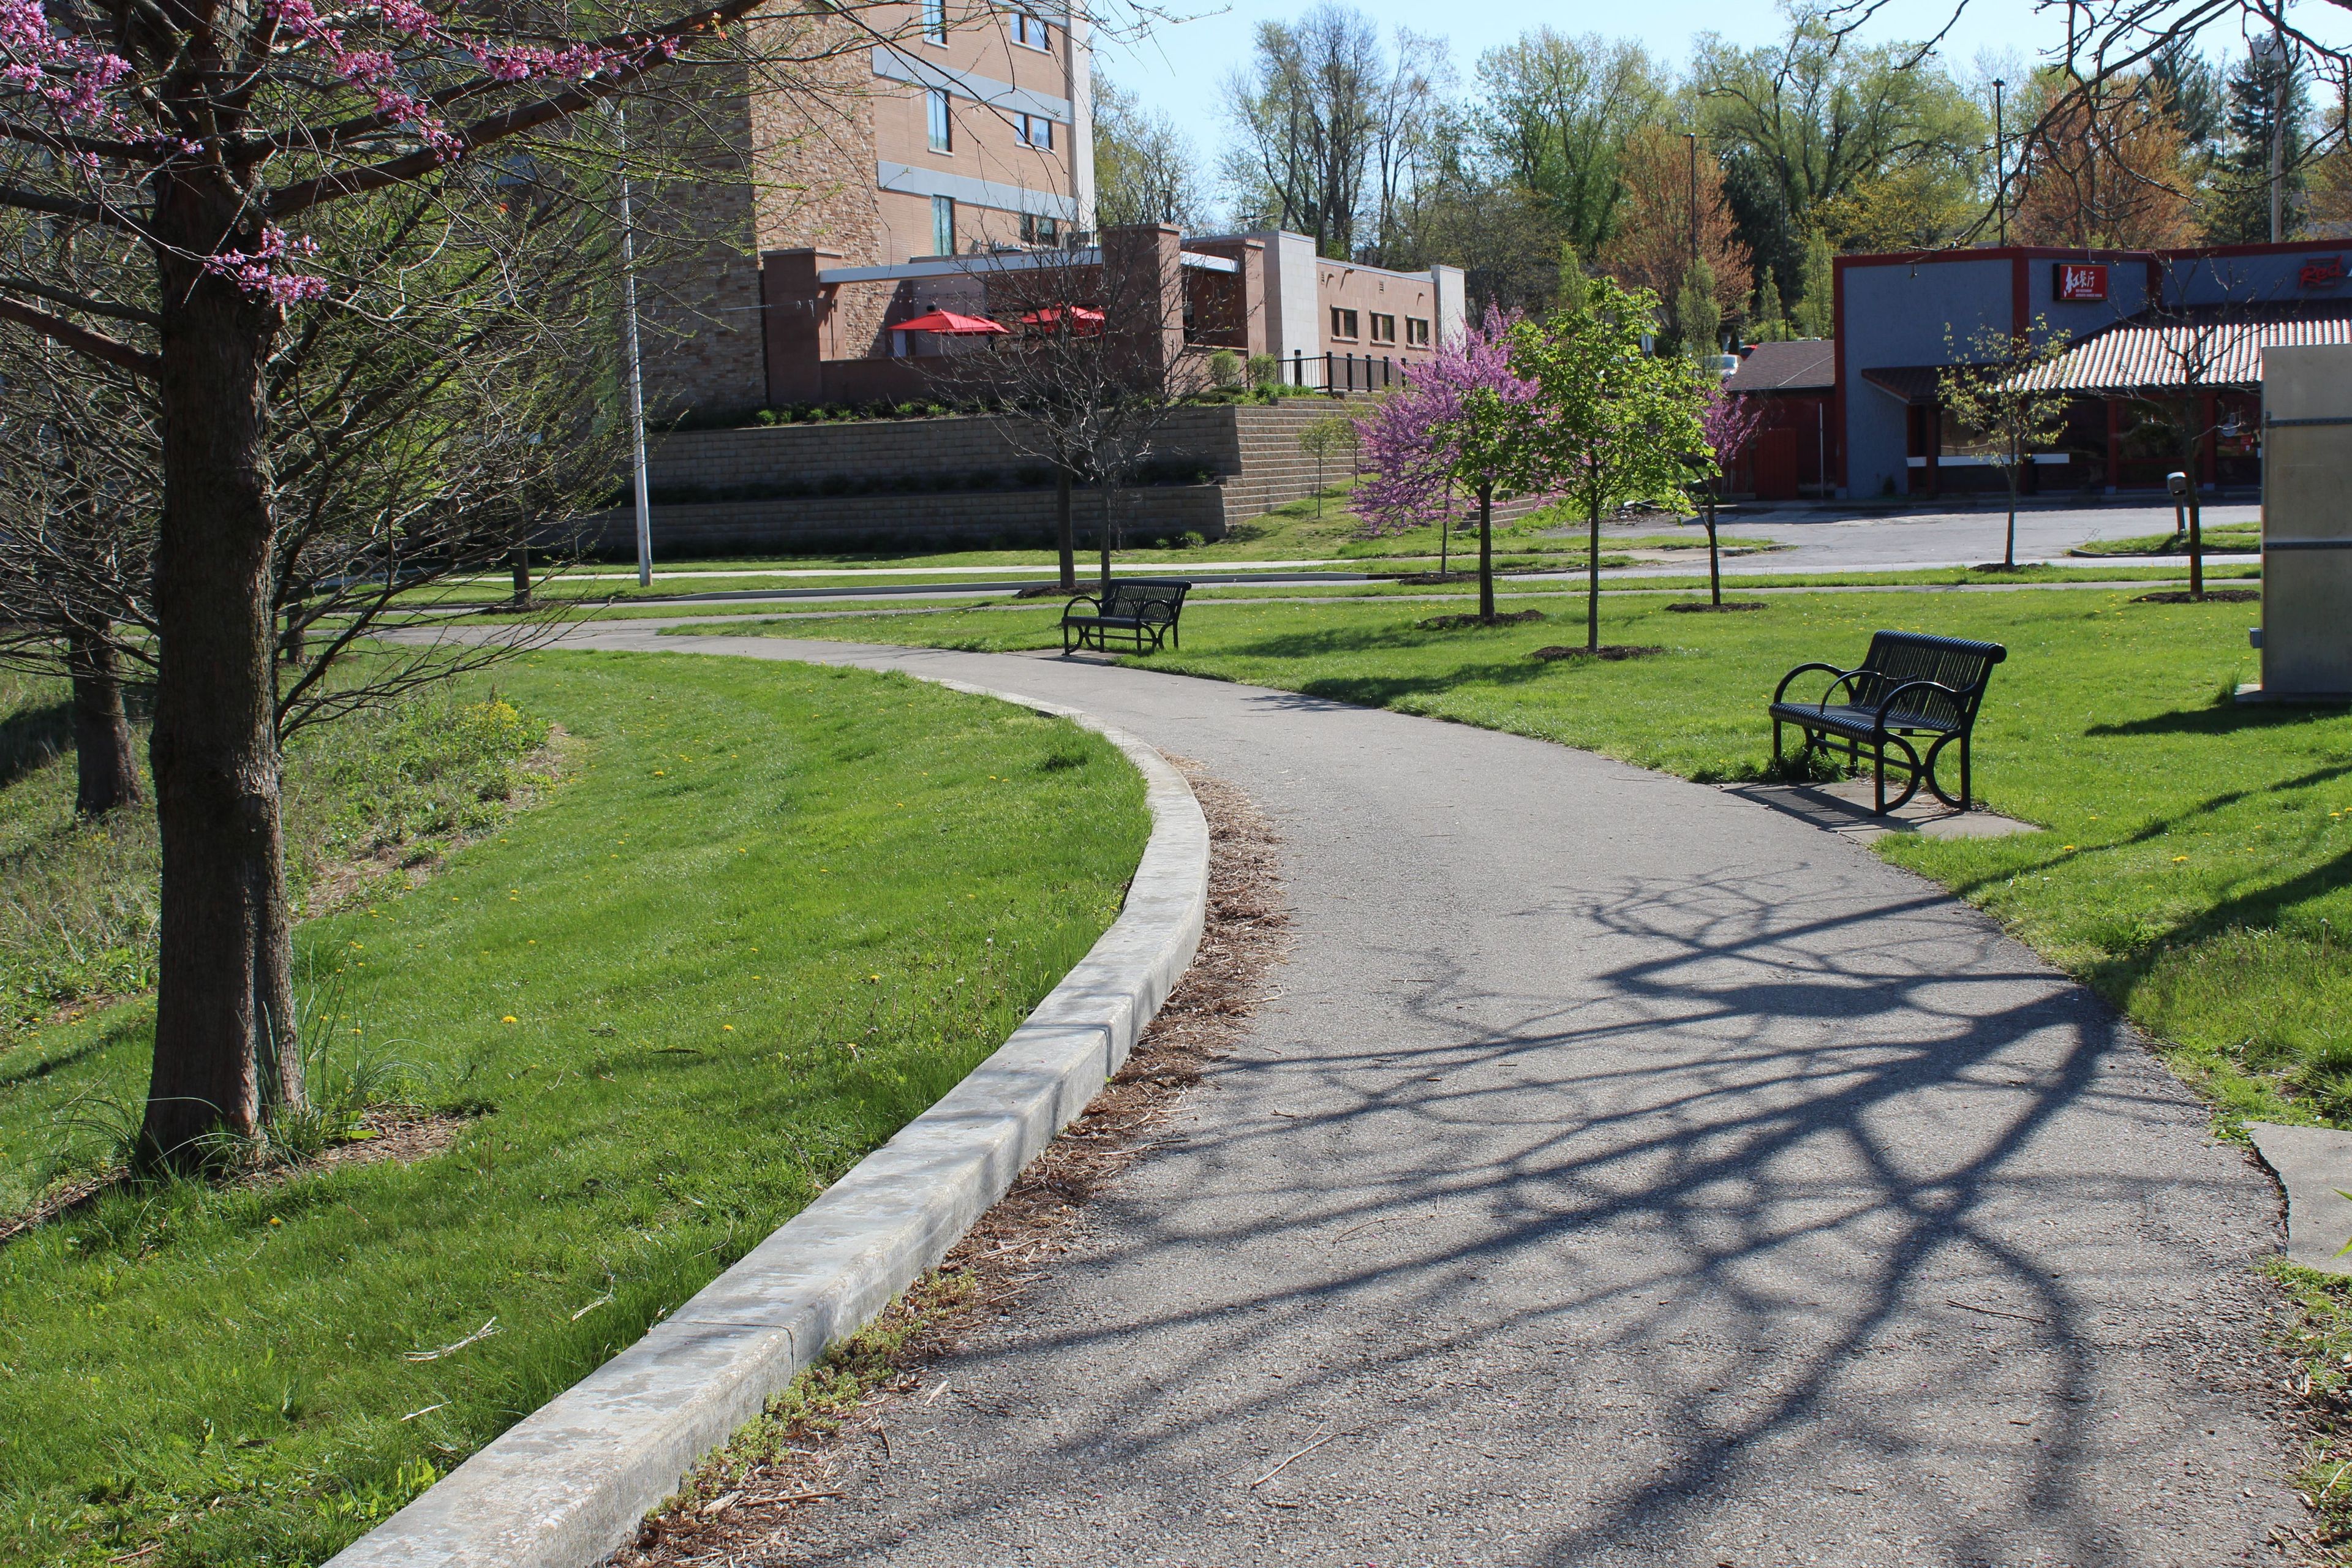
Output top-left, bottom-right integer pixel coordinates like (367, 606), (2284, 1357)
(616, 398), (1378, 555)
(570, 483), (1229, 557)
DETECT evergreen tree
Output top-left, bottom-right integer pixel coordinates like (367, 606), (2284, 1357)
(1789, 230), (1835, 339)
(2150, 36), (2224, 151)
(1751, 268), (1790, 342)
(1678, 258), (1724, 364)
(2204, 46), (2308, 243)
(1720, 146), (1802, 305)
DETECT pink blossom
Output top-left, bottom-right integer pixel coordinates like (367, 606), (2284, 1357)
(202, 227), (330, 304)
(1352, 305), (1546, 535)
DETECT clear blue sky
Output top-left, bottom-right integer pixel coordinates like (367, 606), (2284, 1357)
(1094, 0), (2347, 214)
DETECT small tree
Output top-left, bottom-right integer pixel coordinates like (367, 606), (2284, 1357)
(1937, 318), (2074, 570)
(1354, 306), (1545, 624)
(936, 238), (1191, 594)
(1512, 277), (1709, 652)
(1695, 388), (1765, 606)
(1297, 415), (1357, 517)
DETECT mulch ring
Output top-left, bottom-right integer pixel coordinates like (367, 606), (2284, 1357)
(606, 763), (1291, 1568)
(1382, 570), (1479, 586)
(1011, 583), (1074, 599)
(2132, 589), (2261, 605)
(1416, 608), (1545, 631)
(1532, 644), (1665, 662)
(1665, 601), (1766, 613)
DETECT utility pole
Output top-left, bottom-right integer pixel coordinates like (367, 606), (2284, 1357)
(617, 103), (654, 589)
(1992, 78), (2007, 244)
(1686, 132), (1700, 262)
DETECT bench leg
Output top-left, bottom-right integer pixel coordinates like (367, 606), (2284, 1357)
(1772, 717), (1782, 772)
(1874, 740), (1886, 814)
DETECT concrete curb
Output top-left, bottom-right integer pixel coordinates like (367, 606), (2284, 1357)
(322, 678), (1208, 1568)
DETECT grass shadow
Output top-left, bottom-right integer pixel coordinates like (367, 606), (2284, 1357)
(0, 701), (71, 792)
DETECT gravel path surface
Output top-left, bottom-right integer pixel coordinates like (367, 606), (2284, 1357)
(554, 627), (2294, 1566)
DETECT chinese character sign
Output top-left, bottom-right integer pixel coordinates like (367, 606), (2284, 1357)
(2054, 263), (2109, 303)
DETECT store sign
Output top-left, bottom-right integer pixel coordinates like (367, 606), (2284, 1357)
(2300, 255), (2345, 289)
(2054, 262), (2109, 302)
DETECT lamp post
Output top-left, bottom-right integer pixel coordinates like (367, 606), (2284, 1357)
(616, 103), (654, 589)
(1992, 78), (2007, 245)
(2253, 29), (2290, 243)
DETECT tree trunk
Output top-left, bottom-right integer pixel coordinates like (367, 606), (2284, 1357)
(1476, 482), (1494, 624)
(141, 194), (302, 1169)
(1587, 486), (1603, 653)
(1098, 480), (1115, 596)
(1705, 494), (1722, 606)
(2003, 452), (2020, 569)
(511, 545), (532, 608)
(66, 629), (141, 817)
(1056, 469), (1076, 590)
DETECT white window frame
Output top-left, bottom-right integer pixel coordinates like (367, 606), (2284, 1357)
(1011, 10), (1050, 48)
(1369, 312), (1396, 344)
(925, 87), (952, 153)
(1406, 317), (1430, 347)
(921, 0), (947, 43)
(1330, 307), (1359, 341)
(931, 194), (956, 256)
(1019, 113), (1054, 150)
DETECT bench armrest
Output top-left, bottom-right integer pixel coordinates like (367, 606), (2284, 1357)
(1869, 677), (1970, 726)
(1773, 661), (1861, 707)
(1061, 595), (1104, 619)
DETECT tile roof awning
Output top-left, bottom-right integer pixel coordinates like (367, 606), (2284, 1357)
(1859, 365), (1946, 405)
(2005, 302), (2352, 393)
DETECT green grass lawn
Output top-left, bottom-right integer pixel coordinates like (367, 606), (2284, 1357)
(2074, 522), (2263, 556)
(0, 653), (1146, 1568)
(698, 587), (2352, 1133)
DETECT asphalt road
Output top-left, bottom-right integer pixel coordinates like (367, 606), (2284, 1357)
(1598, 500), (2263, 578)
(559, 626), (2291, 1567)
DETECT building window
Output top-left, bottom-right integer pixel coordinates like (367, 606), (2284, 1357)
(926, 88), (952, 153)
(931, 194), (956, 256)
(1020, 212), (1060, 246)
(1017, 113), (1054, 150)
(921, 0), (946, 43)
(1011, 9), (1050, 48)
(1330, 307), (1359, 341)
(1369, 312), (1396, 344)
(1405, 317), (1430, 347)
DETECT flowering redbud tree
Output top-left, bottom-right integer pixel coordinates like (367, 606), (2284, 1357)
(0, 0), (932, 1164)
(1695, 388), (1765, 605)
(1353, 306), (1548, 624)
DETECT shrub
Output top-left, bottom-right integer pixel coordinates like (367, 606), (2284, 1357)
(1246, 352), (1280, 388)
(1208, 348), (1242, 388)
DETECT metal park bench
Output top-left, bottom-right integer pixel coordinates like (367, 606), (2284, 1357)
(1770, 630), (2007, 813)
(1060, 578), (1191, 655)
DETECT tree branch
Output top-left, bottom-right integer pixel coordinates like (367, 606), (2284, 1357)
(0, 275), (161, 328)
(0, 296), (161, 377)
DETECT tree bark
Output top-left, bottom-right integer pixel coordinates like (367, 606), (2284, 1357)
(1056, 469), (1076, 590)
(1705, 495), (1722, 606)
(1587, 486), (1602, 653)
(66, 629), (141, 816)
(1098, 480), (1115, 596)
(1476, 481), (1494, 624)
(511, 545), (532, 608)
(141, 189), (301, 1169)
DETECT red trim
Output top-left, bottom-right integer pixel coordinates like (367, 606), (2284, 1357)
(2151, 237), (2352, 260)
(1831, 256), (1848, 492)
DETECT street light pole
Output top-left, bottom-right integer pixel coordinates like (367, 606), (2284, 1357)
(1686, 131), (1699, 263)
(1992, 78), (2007, 245)
(617, 103), (654, 589)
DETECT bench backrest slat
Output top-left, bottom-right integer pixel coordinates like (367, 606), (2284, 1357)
(1850, 631), (2006, 726)
(1098, 579), (1191, 618)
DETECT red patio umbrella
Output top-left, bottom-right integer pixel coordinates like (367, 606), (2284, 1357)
(1020, 305), (1105, 334)
(894, 309), (1008, 335)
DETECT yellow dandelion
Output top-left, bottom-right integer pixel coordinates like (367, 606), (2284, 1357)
(2172, 855), (2190, 863)
(2062, 845), (2076, 851)
(502, 1015), (519, 1023)
(268, 1217), (282, 1226)
(723, 1024), (736, 1031)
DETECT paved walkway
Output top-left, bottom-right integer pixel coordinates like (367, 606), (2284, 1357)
(561, 627), (2288, 1566)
